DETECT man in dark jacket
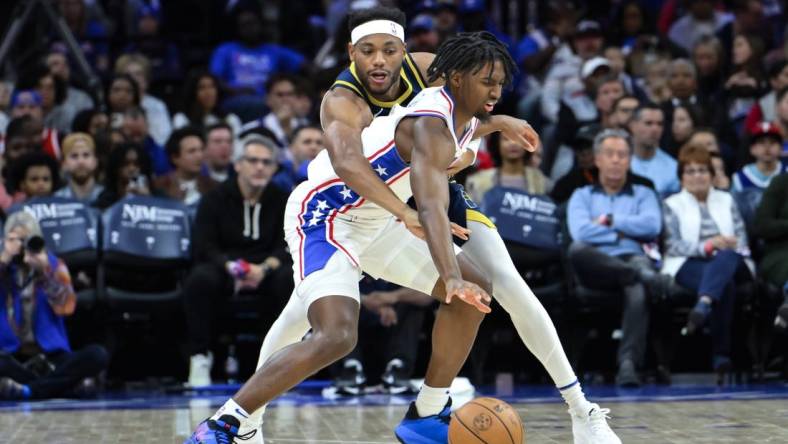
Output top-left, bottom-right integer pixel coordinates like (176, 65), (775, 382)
(185, 134), (291, 387)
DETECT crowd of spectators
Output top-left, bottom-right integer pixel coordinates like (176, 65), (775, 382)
(0, 0), (787, 398)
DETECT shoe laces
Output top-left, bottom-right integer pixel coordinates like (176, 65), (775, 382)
(209, 420), (257, 444)
(587, 407), (613, 436)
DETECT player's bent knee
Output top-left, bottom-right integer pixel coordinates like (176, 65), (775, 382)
(312, 328), (358, 361)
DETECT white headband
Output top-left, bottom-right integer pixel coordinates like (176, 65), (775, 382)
(351, 20), (405, 45)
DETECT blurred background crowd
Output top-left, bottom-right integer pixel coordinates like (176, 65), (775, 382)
(0, 0), (787, 401)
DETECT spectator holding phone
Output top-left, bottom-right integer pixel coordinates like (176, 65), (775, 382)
(0, 212), (108, 399)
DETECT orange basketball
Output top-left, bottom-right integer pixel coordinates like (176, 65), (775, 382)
(449, 397), (525, 444)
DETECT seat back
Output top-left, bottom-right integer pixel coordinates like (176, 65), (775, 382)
(8, 196), (99, 255)
(101, 195), (191, 263)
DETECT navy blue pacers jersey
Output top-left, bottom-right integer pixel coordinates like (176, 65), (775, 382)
(330, 53), (495, 245)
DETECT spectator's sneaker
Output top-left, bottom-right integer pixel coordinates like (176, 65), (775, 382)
(615, 359), (640, 388)
(382, 359), (417, 395)
(394, 399), (451, 444)
(684, 300), (712, 335)
(184, 415), (256, 444)
(333, 359), (366, 396)
(569, 403), (622, 444)
(0, 377), (30, 400)
(72, 377), (99, 398)
(188, 352), (213, 388)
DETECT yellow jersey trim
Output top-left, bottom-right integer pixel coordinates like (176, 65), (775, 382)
(333, 80), (364, 98)
(466, 209), (496, 229)
(404, 53), (427, 89)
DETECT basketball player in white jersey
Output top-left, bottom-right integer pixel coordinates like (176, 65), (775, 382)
(184, 31), (519, 444)
(245, 8), (620, 444)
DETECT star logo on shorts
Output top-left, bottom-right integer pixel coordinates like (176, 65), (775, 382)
(316, 200), (329, 211)
(340, 187), (353, 200)
(375, 165), (388, 176)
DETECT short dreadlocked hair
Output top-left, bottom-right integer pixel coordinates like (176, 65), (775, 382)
(427, 31), (517, 87)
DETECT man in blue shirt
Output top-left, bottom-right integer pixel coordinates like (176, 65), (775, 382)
(210, 7), (305, 100)
(628, 104), (680, 197)
(568, 129), (664, 387)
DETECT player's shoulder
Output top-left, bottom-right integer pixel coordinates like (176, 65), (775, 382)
(321, 87), (372, 125)
(404, 86), (454, 117)
(409, 52), (436, 85)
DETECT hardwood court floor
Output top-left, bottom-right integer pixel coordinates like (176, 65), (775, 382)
(2, 396), (788, 443)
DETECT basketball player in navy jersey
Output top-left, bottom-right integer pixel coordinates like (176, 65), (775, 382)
(248, 7), (620, 444)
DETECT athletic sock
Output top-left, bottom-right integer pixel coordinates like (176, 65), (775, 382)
(559, 380), (592, 415)
(211, 398), (251, 427)
(415, 384), (449, 417)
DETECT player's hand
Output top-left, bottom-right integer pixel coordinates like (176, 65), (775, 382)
(446, 150), (475, 177)
(496, 115), (539, 152)
(397, 208), (470, 241)
(445, 278), (491, 313)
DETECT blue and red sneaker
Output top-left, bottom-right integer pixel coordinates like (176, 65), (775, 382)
(184, 415), (256, 444)
(394, 399), (452, 444)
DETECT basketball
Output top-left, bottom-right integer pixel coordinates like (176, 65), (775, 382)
(449, 397), (524, 444)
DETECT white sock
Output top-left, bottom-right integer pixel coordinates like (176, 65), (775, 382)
(559, 380), (592, 415)
(415, 384), (449, 417)
(211, 398), (251, 427)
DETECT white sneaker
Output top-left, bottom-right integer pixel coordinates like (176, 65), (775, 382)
(570, 403), (622, 444)
(188, 352), (213, 387)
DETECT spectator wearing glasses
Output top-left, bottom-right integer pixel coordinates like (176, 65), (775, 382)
(185, 135), (291, 387)
(662, 144), (754, 376)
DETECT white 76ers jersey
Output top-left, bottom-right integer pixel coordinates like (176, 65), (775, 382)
(304, 86), (480, 221)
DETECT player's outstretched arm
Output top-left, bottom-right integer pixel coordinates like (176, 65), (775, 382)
(473, 115), (539, 152)
(409, 117), (491, 313)
(320, 89), (414, 221)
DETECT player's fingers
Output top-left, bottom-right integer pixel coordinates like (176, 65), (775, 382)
(457, 291), (491, 313)
(445, 291), (455, 304)
(451, 223), (470, 240)
(471, 293), (492, 313)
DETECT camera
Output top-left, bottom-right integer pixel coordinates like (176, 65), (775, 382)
(25, 235), (46, 254)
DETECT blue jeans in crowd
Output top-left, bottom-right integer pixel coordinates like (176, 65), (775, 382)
(675, 249), (751, 360)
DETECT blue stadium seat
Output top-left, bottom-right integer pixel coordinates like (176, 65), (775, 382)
(101, 195), (192, 305)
